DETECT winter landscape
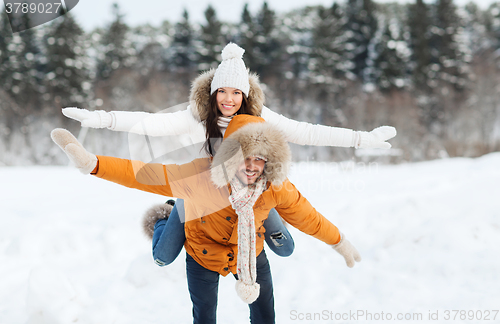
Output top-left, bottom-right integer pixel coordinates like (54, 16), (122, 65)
(3, 0), (500, 165)
(1, 152), (499, 323)
(2, 0), (500, 322)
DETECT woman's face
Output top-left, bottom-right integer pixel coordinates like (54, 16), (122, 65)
(216, 87), (243, 117)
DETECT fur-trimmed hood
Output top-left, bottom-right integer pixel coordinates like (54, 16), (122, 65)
(189, 69), (265, 122)
(210, 115), (291, 187)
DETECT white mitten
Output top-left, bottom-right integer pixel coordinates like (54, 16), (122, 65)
(356, 126), (397, 149)
(331, 234), (361, 268)
(62, 107), (113, 128)
(51, 128), (97, 174)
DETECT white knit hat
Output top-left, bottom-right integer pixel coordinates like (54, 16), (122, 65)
(210, 43), (250, 97)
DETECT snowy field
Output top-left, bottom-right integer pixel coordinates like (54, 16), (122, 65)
(1, 153), (500, 323)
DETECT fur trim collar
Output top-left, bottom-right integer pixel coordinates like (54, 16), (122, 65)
(189, 69), (265, 122)
(211, 121), (291, 187)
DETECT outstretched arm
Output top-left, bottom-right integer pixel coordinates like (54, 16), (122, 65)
(273, 180), (361, 267)
(51, 128), (174, 196)
(261, 106), (396, 149)
(273, 180), (341, 244)
(51, 129), (224, 205)
(62, 106), (205, 140)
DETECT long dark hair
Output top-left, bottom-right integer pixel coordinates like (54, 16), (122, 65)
(203, 91), (251, 156)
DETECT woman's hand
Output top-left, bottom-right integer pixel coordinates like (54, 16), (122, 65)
(356, 126), (397, 149)
(62, 107), (113, 128)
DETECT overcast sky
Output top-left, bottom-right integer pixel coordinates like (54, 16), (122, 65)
(69, 0), (495, 31)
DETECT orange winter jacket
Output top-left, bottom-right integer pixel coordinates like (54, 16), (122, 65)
(94, 155), (341, 276)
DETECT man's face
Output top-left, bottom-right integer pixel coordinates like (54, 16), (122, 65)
(235, 156), (266, 185)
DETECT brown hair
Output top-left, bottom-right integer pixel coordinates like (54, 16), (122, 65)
(203, 91), (251, 156)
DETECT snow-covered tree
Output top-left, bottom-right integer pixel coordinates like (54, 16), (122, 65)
(198, 5), (225, 71)
(310, 3), (347, 90)
(428, 0), (470, 91)
(238, 4), (258, 72)
(131, 22), (173, 75)
(165, 9), (198, 73)
(0, 11), (22, 123)
(369, 15), (410, 93)
(461, 2), (491, 54)
(4, 14), (45, 111)
(279, 7), (317, 81)
(407, 0), (432, 92)
(0, 10), (14, 88)
(485, 2), (500, 50)
(96, 3), (133, 79)
(43, 14), (91, 108)
(343, 0), (378, 81)
(253, 2), (284, 79)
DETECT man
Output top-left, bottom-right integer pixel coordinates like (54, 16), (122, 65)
(51, 115), (361, 324)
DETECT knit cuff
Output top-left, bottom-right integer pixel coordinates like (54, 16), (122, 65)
(107, 112), (117, 129)
(331, 232), (344, 247)
(95, 110), (113, 128)
(352, 132), (361, 148)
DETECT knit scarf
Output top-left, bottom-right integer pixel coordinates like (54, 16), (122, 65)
(229, 173), (267, 304)
(208, 116), (233, 154)
(217, 116), (233, 132)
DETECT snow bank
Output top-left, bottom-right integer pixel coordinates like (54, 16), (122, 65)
(1, 154), (499, 323)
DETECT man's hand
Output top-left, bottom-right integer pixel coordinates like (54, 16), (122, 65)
(51, 128), (97, 174)
(332, 234), (362, 268)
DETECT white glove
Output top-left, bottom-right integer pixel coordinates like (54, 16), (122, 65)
(51, 128), (97, 174)
(331, 234), (361, 268)
(356, 126), (397, 149)
(62, 107), (113, 128)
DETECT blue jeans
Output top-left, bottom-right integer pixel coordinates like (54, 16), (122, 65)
(152, 199), (186, 266)
(186, 250), (275, 324)
(152, 199), (294, 266)
(263, 208), (295, 257)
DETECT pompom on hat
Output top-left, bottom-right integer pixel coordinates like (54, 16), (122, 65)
(210, 43), (250, 97)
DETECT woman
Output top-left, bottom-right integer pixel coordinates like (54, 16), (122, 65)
(62, 43), (395, 266)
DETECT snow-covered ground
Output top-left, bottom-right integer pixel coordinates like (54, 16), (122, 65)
(1, 154), (500, 323)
